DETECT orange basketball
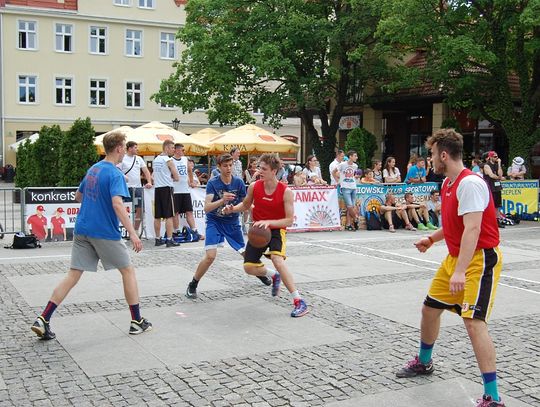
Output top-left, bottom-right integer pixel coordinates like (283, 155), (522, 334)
(247, 226), (271, 248)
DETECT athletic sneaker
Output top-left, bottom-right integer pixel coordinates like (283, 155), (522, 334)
(257, 276), (272, 286)
(271, 272), (281, 296)
(291, 298), (309, 317)
(405, 224), (417, 231)
(166, 239), (180, 247)
(129, 318), (153, 335)
(155, 238), (166, 246)
(476, 395), (505, 407)
(417, 223), (429, 231)
(31, 316), (56, 340)
(345, 225), (355, 231)
(396, 355), (434, 378)
(186, 282), (198, 299)
(426, 222), (438, 230)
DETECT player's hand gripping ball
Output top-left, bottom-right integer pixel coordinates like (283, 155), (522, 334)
(247, 225), (271, 248)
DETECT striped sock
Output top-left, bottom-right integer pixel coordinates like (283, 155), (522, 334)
(129, 304), (141, 321)
(418, 341), (434, 365)
(291, 290), (301, 300)
(482, 371), (500, 402)
(41, 301), (57, 322)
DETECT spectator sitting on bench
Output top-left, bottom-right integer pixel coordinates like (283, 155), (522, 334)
(426, 189), (441, 227)
(380, 192), (416, 233)
(404, 192), (438, 231)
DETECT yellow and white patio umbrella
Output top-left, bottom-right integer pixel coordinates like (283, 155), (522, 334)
(94, 126), (133, 154)
(208, 124), (300, 154)
(190, 127), (223, 144)
(94, 122), (209, 156)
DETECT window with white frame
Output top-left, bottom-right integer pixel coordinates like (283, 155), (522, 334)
(89, 79), (107, 106)
(55, 77), (73, 105)
(55, 23), (73, 52)
(90, 26), (107, 54)
(18, 75), (37, 103)
(126, 82), (142, 108)
(18, 20), (37, 50)
(138, 0), (154, 8)
(125, 29), (142, 56)
(160, 32), (175, 59)
(113, 0), (130, 5)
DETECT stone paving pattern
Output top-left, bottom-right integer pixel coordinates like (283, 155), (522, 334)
(1, 227), (539, 406)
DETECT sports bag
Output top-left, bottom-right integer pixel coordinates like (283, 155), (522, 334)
(5, 233), (41, 249)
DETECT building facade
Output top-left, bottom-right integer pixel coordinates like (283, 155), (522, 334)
(0, 0), (304, 166)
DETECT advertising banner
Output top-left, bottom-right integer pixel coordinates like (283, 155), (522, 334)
(501, 179), (539, 214)
(353, 183), (439, 216)
(25, 187), (133, 241)
(288, 185), (341, 232)
(143, 186), (206, 239)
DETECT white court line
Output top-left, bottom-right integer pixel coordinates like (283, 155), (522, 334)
(500, 274), (540, 284)
(0, 254), (71, 261)
(302, 241), (438, 272)
(299, 240), (540, 295)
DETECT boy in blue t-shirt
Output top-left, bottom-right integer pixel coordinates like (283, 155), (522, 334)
(186, 153), (272, 298)
(404, 157), (427, 184)
(31, 132), (152, 341)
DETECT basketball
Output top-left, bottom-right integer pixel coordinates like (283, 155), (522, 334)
(247, 226), (271, 248)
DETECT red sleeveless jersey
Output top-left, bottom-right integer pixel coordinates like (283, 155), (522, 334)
(441, 168), (499, 256)
(252, 180), (287, 229)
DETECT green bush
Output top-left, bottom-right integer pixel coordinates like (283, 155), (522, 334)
(32, 125), (64, 186)
(58, 118), (99, 187)
(15, 140), (36, 188)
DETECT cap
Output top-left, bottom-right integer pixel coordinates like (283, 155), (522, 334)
(56, 207), (64, 213)
(487, 151), (497, 158)
(512, 156), (524, 166)
(36, 205), (45, 212)
(294, 166), (303, 174)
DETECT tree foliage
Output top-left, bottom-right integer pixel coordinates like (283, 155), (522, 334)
(153, 0), (390, 181)
(58, 118), (99, 187)
(344, 128), (377, 169)
(15, 140), (35, 188)
(377, 0), (540, 165)
(32, 125), (63, 187)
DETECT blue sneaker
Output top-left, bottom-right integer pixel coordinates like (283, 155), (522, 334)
(271, 272), (281, 297)
(291, 298), (309, 317)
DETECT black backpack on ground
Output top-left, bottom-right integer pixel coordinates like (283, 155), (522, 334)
(5, 233), (41, 249)
(366, 207), (382, 231)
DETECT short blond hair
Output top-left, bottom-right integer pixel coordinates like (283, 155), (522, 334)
(259, 153), (281, 171)
(103, 131), (126, 154)
(426, 128), (463, 160)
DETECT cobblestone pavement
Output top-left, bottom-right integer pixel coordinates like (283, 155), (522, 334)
(1, 226), (539, 406)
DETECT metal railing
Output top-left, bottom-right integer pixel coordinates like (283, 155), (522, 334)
(0, 187), (25, 237)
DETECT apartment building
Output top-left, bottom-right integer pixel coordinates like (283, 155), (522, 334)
(0, 0), (304, 166)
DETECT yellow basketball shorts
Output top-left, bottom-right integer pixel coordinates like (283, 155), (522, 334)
(424, 247), (502, 322)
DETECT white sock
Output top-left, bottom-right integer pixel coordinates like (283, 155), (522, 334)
(265, 267), (277, 278)
(291, 290), (301, 300)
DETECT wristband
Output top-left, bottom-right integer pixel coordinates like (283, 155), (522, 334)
(427, 236), (434, 245)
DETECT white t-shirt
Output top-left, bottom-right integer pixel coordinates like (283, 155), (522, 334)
(172, 156), (190, 194)
(337, 161), (358, 189)
(329, 159), (340, 185)
(303, 166), (322, 182)
(153, 154), (174, 188)
(383, 167), (401, 182)
(456, 175), (489, 216)
(117, 155), (146, 187)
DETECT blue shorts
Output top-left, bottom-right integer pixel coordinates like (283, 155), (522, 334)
(341, 187), (357, 207)
(205, 218), (245, 252)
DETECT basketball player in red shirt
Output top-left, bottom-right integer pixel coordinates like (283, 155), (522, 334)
(224, 153), (308, 317)
(395, 129), (505, 407)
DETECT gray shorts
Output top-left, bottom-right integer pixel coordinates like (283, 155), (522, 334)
(70, 234), (131, 272)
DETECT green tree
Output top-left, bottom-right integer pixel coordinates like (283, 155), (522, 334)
(32, 125), (63, 186)
(58, 118), (99, 186)
(153, 0), (390, 182)
(15, 140), (35, 188)
(344, 128), (367, 169)
(377, 0), (540, 165)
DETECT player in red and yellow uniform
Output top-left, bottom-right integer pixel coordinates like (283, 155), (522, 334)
(225, 153), (308, 317)
(395, 129), (505, 407)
